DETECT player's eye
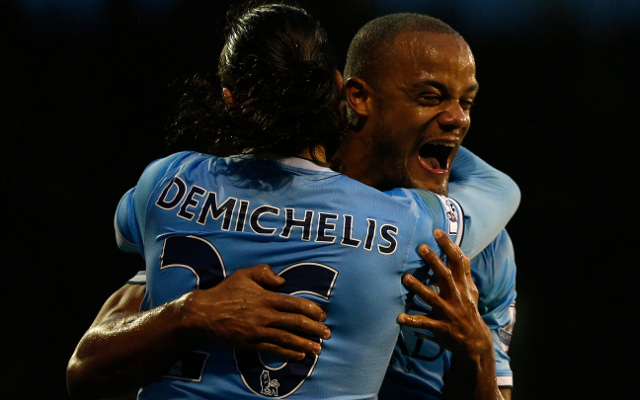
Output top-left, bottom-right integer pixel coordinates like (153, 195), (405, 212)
(418, 94), (441, 106)
(460, 98), (475, 110)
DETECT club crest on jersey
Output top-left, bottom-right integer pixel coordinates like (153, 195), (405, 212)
(161, 350), (209, 382)
(260, 370), (281, 397)
(445, 200), (458, 223)
(435, 195), (463, 243)
(499, 303), (516, 352)
(168, 360), (183, 377)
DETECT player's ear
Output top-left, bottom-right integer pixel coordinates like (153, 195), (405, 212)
(222, 87), (237, 107)
(335, 70), (344, 90)
(344, 77), (372, 118)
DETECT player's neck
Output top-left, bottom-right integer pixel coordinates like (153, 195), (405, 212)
(297, 145), (329, 167)
(332, 130), (380, 187)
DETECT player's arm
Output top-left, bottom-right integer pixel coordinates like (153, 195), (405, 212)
(89, 282), (146, 328)
(447, 146), (520, 257)
(68, 283), (144, 400)
(66, 264), (331, 400)
(398, 230), (504, 400)
(477, 231), (517, 400)
(68, 155), (330, 399)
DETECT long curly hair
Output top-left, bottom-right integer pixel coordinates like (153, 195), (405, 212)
(167, 3), (344, 162)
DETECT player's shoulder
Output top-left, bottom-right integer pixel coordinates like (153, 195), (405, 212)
(140, 151), (212, 180)
(486, 229), (515, 263)
(474, 229), (513, 259)
(383, 188), (465, 249)
(384, 187), (435, 209)
(384, 188), (460, 215)
(149, 151), (209, 170)
(471, 229), (516, 290)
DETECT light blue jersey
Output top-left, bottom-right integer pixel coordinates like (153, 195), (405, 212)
(115, 149), (518, 399)
(378, 229), (517, 399)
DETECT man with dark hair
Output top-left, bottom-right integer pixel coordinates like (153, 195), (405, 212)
(67, 8), (517, 400)
(338, 13), (516, 400)
(343, 13), (461, 94)
(338, 13), (476, 195)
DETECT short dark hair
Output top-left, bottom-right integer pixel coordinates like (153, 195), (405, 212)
(168, 3), (343, 161)
(344, 13), (462, 88)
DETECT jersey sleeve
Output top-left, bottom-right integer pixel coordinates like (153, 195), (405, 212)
(472, 229), (517, 388)
(447, 147), (521, 258)
(382, 188), (445, 275)
(114, 187), (143, 254)
(409, 189), (465, 249)
(113, 151), (196, 256)
(127, 270), (147, 285)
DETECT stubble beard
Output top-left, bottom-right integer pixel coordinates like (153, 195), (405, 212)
(369, 124), (414, 192)
(369, 120), (449, 195)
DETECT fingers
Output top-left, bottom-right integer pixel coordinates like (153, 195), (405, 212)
(256, 328), (324, 358)
(417, 230), (471, 296)
(268, 309), (331, 340)
(245, 264), (286, 288)
(401, 274), (446, 311)
(231, 265), (328, 323)
(417, 244), (455, 297)
(433, 229), (470, 279)
(433, 229), (464, 260)
(231, 266), (326, 322)
(268, 292), (327, 323)
(224, 264), (332, 356)
(244, 307), (330, 360)
(397, 313), (445, 336)
(253, 343), (308, 361)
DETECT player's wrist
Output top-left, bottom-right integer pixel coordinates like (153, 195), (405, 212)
(456, 324), (493, 360)
(167, 291), (208, 345)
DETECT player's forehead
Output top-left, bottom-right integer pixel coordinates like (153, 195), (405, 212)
(382, 31), (476, 89)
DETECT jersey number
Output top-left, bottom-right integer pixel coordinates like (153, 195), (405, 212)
(396, 329), (444, 362)
(160, 235), (338, 397)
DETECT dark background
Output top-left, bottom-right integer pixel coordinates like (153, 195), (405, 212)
(3, 0), (639, 398)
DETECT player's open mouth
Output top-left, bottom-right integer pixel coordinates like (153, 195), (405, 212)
(418, 142), (456, 173)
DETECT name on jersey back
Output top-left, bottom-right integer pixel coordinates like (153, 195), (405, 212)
(154, 177), (400, 255)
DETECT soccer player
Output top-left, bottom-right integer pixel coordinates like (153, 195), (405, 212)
(340, 14), (517, 399)
(67, 5), (518, 400)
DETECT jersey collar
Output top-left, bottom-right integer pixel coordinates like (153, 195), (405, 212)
(257, 152), (334, 173)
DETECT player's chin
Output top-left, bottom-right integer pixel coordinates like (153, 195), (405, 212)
(409, 173), (448, 195)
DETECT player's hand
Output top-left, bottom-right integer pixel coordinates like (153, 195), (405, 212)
(180, 264), (331, 360)
(397, 230), (492, 357)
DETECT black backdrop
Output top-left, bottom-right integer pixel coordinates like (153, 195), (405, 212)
(3, 0), (640, 398)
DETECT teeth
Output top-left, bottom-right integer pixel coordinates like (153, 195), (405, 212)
(429, 142), (456, 147)
(418, 141), (457, 166)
